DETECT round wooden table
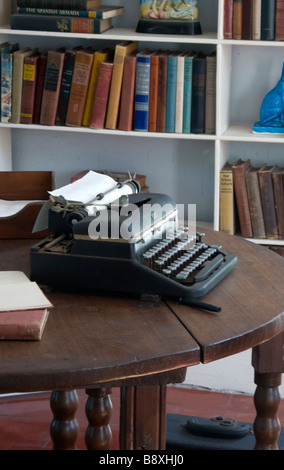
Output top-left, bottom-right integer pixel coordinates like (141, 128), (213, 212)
(0, 229), (283, 450)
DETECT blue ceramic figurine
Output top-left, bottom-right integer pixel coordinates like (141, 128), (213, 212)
(253, 62), (284, 134)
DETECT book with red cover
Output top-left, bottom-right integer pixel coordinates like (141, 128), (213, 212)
(224, 0), (234, 38)
(118, 52), (136, 131)
(20, 52), (40, 124)
(40, 48), (65, 126)
(232, 158), (253, 238)
(0, 271), (52, 341)
(90, 61), (113, 129)
(272, 166), (284, 239)
(148, 50), (160, 132)
(156, 51), (170, 133)
(33, 53), (47, 124)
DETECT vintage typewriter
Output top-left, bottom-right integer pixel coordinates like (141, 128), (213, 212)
(30, 172), (237, 310)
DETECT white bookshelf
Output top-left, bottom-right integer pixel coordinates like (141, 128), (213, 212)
(0, 0), (283, 245)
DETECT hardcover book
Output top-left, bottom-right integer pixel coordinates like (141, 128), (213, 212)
(205, 52), (216, 135)
(183, 51), (194, 134)
(258, 165), (278, 239)
(245, 166), (266, 239)
(224, 0), (234, 38)
(166, 52), (178, 133)
(272, 166), (284, 239)
(65, 48), (94, 127)
(242, 0), (253, 39)
(16, 1), (102, 9)
(232, 0), (243, 39)
(33, 53), (47, 124)
(252, 0), (261, 39)
(261, 0), (276, 40)
(118, 52), (137, 131)
(219, 163), (236, 235)
(0, 271), (52, 341)
(1, 43), (19, 123)
(55, 47), (81, 126)
(232, 158), (253, 238)
(83, 48), (110, 127)
(105, 41), (138, 130)
(11, 47), (36, 124)
(20, 52), (41, 124)
(191, 52), (206, 134)
(156, 50), (170, 133)
(40, 47), (65, 126)
(175, 51), (186, 134)
(275, 0), (284, 40)
(17, 6), (124, 19)
(11, 14), (112, 34)
(134, 50), (153, 132)
(90, 61), (113, 129)
(148, 50), (160, 132)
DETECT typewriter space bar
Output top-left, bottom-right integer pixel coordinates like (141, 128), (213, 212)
(194, 254), (224, 283)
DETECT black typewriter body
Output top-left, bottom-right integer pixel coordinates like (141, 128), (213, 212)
(30, 193), (237, 300)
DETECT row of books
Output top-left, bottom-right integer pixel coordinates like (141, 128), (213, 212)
(0, 39), (216, 134)
(220, 159), (284, 240)
(224, 0), (284, 41)
(11, 0), (123, 34)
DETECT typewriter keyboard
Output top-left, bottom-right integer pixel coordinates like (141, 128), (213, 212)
(142, 228), (224, 285)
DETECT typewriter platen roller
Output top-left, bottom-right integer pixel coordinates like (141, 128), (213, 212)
(30, 192), (237, 301)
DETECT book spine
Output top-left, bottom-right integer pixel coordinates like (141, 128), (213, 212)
(118, 55), (136, 131)
(156, 55), (168, 133)
(20, 54), (40, 124)
(11, 14), (110, 34)
(245, 169), (266, 238)
(242, 0), (253, 39)
(175, 54), (185, 134)
(83, 49), (110, 127)
(16, 0), (101, 9)
(165, 55), (177, 133)
(55, 50), (77, 126)
(272, 171), (284, 239)
(258, 167), (278, 239)
(17, 7), (122, 19)
(261, 0), (276, 40)
(205, 53), (216, 135)
(134, 55), (151, 132)
(105, 41), (138, 130)
(90, 62), (113, 129)
(232, 160), (253, 238)
(148, 54), (159, 132)
(252, 0), (262, 39)
(219, 166), (235, 235)
(223, 0), (234, 38)
(1, 44), (19, 123)
(40, 50), (65, 126)
(183, 55), (193, 134)
(33, 53), (47, 124)
(233, 0), (243, 39)
(65, 50), (94, 127)
(191, 54), (206, 134)
(275, 0), (284, 40)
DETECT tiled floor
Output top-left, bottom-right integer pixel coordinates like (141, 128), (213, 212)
(0, 387), (283, 450)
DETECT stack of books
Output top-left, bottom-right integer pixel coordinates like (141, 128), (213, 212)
(0, 38), (216, 135)
(11, 0), (124, 34)
(219, 159), (284, 241)
(224, 0), (284, 41)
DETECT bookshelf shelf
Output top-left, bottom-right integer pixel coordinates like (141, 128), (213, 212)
(0, 0), (283, 246)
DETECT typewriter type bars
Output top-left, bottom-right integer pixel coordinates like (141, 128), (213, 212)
(142, 228), (225, 286)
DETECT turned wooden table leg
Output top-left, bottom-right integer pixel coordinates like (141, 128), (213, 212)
(50, 390), (79, 450)
(252, 332), (284, 450)
(120, 385), (167, 450)
(85, 387), (113, 450)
